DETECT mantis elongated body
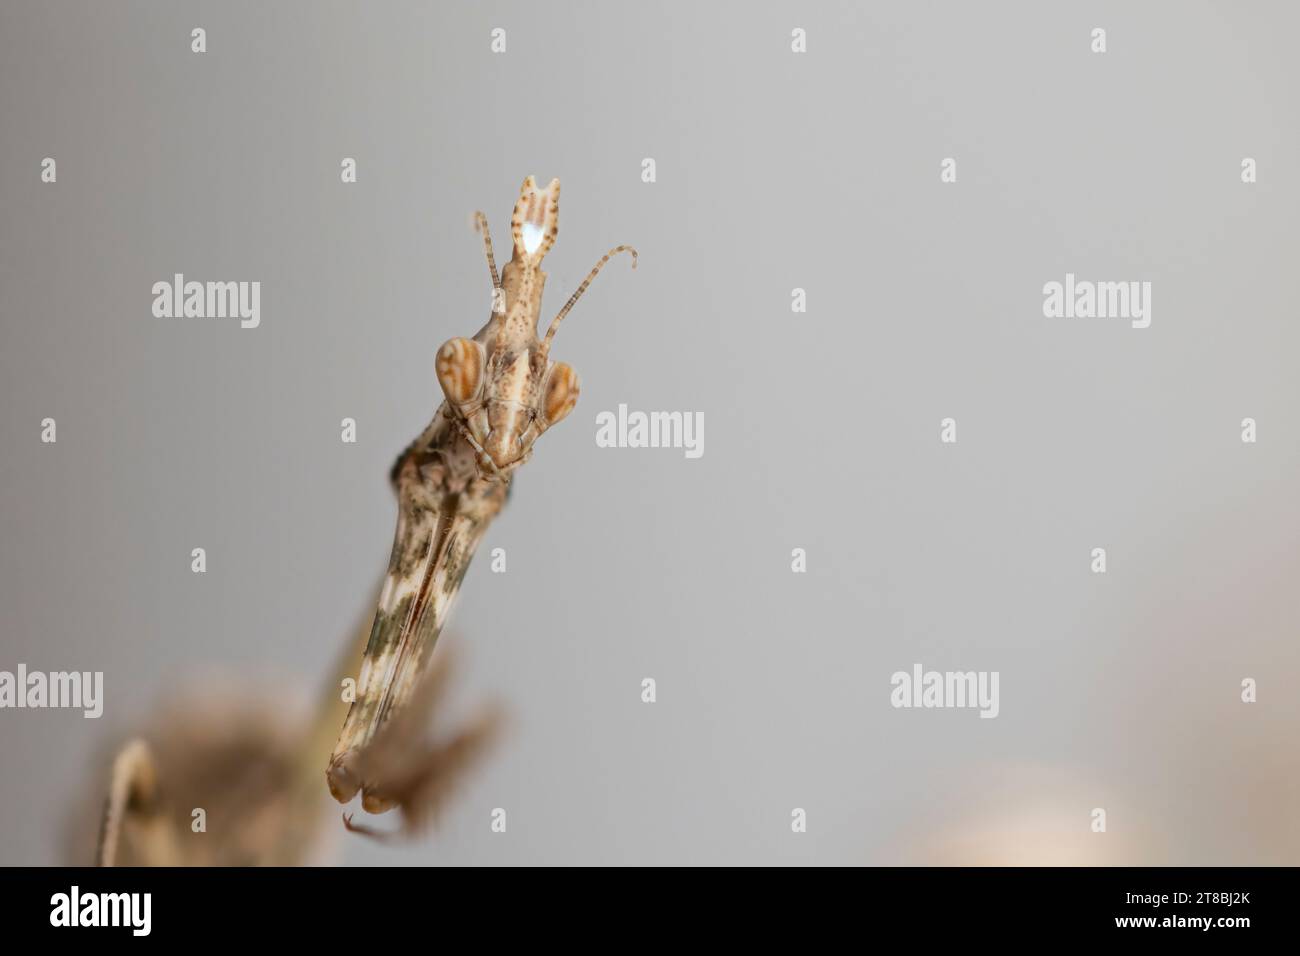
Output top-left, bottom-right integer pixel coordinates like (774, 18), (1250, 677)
(326, 177), (636, 821)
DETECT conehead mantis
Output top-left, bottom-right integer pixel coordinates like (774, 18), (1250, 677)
(326, 176), (636, 826)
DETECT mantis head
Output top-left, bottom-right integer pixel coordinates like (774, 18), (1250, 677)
(434, 176), (636, 477)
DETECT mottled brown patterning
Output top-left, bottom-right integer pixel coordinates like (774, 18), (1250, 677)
(327, 176), (636, 824)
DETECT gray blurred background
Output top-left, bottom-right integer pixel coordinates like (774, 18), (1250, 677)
(1, 1), (1297, 865)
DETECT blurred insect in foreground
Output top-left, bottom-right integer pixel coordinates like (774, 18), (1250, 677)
(326, 177), (636, 833)
(79, 631), (499, 865)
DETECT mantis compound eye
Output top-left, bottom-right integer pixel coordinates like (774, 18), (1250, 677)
(541, 362), (579, 428)
(435, 337), (483, 404)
